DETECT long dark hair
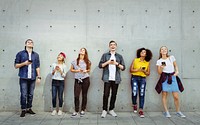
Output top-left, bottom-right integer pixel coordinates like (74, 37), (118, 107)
(76, 48), (91, 70)
(136, 47), (152, 62)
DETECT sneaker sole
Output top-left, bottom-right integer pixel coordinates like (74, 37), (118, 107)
(164, 114), (171, 118)
(71, 115), (78, 118)
(177, 115), (186, 118)
(140, 115), (145, 118)
(109, 114), (117, 117)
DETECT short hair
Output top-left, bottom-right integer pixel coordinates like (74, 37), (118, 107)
(24, 39), (33, 49)
(109, 40), (117, 46)
(25, 39), (33, 44)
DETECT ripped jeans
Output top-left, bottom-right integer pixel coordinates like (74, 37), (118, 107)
(131, 75), (146, 109)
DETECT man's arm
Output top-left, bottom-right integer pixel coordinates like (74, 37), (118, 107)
(118, 55), (125, 71)
(99, 53), (111, 68)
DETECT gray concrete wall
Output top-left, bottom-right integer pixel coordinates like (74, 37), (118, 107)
(0, 0), (199, 112)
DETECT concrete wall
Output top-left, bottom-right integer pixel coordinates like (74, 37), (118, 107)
(0, 0), (199, 112)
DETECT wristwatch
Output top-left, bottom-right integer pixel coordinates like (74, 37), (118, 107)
(37, 76), (41, 79)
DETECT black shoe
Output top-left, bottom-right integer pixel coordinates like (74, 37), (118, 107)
(20, 110), (26, 117)
(26, 109), (36, 115)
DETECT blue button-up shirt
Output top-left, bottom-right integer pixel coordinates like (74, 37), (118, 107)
(14, 50), (40, 80)
(99, 52), (125, 84)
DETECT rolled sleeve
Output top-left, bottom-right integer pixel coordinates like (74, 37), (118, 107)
(35, 54), (40, 68)
(14, 52), (21, 65)
(98, 54), (106, 68)
(119, 55), (126, 71)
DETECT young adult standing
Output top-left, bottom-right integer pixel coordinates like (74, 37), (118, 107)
(14, 39), (41, 117)
(155, 46), (186, 118)
(51, 52), (67, 116)
(129, 48), (152, 118)
(99, 40), (125, 118)
(70, 48), (91, 117)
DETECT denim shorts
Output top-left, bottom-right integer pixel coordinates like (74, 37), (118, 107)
(162, 75), (179, 92)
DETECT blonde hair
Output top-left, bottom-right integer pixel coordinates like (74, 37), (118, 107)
(159, 46), (169, 59)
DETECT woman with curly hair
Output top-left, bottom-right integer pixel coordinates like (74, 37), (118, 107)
(130, 47), (152, 118)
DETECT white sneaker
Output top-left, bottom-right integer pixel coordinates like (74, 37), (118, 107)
(109, 110), (117, 117)
(163, 111), (171, 118)
(71, 112), (78, 118)
(176, 111), (186, 118)
(58, 110), (62, 116)
(80, 110), (85, 117)
(101, 110), (107, 118)
(51, 110), (57, 116)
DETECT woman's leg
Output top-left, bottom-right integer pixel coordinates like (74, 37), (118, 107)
(58, 81), (64, 108)
(172, 92), (180, 112)
(131, 77), (138, 106)
(52, 85), (57, 108)
(162, 91), (168, 112)
(138, 78), (146, 110)
(81, 77), (90, 111)
(74, 80), (81, 112)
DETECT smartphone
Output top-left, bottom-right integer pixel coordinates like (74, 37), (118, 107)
(142, 67), (145, 70)
(161, 62), (166, 66)
(111, 59), (114, 61)
(28, 60), (32, 62)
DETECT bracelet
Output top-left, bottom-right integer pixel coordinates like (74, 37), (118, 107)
(37, 76), (41, 79)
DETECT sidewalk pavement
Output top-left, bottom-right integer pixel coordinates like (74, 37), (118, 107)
(0, 111), (200, 125)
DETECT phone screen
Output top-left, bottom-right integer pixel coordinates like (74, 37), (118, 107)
(161, 62), (166, 66)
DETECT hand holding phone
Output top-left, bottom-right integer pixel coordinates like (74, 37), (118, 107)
(28, 60), (32, 62)
(55, 66), (59, 70)
(80, 69), (84, 72)
(109, 59), (114, 64)
(161, 62), (166, 66)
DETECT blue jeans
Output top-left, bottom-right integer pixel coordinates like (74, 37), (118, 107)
(52, 79), (64, 108)
(19, 78), (36, 110)
(131, 75), (146, 109)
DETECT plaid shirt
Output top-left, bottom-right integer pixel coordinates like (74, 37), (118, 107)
(155, 72), (184, 94)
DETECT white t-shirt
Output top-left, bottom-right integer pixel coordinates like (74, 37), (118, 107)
(28, 53), (32, 78)
(156, 55), (176, 73)
(109, 54), (116, 81)
(51, 63), (67, 80)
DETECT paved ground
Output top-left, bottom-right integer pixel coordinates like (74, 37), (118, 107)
(0, 111), (200, 125)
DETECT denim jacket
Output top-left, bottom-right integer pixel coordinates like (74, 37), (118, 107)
(14, 50), (40, 80)
(98, 52), (125, 84)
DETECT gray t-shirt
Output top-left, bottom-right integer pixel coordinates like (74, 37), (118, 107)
(71, 60), (89, 79)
